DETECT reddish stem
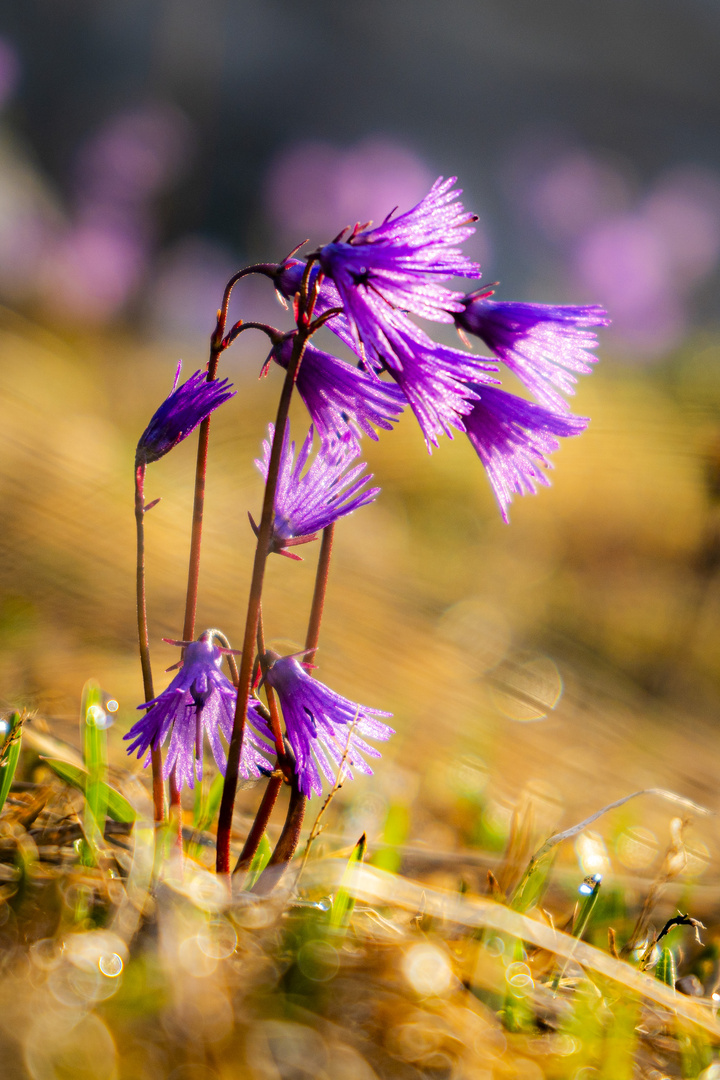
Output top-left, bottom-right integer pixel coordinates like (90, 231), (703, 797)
(215, 339), (306, 873)
(303, 524), (335, 669)
(134, 463), (166, 823)
(233, 771), (284, 877)
(216, 263), (321, 874)
(251, 522), (336, 890)
(230, 616), (287, 876)
(250, 778), (306, 895)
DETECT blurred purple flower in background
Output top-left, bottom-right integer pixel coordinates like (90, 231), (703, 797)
(136, 361), (235, 465)
(125, 634), (274, 790)
(0, 37), (20, 111)
(40, 103), (193, 324)
(509, 141), (720, 358)
(253, 422), (379, 557)
(463, 386), (589, 522)
(146, 237), (241, 341)
(264, 651), (394, 798)
(265, 137), (434, 244)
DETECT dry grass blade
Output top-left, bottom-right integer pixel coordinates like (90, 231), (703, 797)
(511, 787), (713, 910)
(304, 860), (720, 1039)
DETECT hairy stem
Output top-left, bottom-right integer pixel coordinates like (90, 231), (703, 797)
(181, 264), (276, 679)
(135, 464), (166, 823)
(181, 347), (221, 649)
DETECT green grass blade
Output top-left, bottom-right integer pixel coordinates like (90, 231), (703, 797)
(572, 875), (602, 940)
(372, 803), (408, 873)
(0, 712), (25, 815)
(655, 947), (676, 988)
(196, 772), (224, 833)
(80, 680), (109, 864)
(245, 833), (272, 889)
(330, 833), (367, 930)
(41, 757), (136, 823)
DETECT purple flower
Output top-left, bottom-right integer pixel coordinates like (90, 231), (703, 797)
(263, 652), (394, 798)
(455, 293), (610, 410)
(270, 334), (406, 449)
(254, 423), (378, 557)
(463, 386), (589, 522)
(318, 177), (481, 368)
(273, 260), (498, 451)
(136, 362), (235, 466)
(124, 632), (274, 790)
(359, 311), (498, 449)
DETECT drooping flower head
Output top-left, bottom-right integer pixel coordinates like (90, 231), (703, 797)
(463, 386), (589, 522)
(318, 177), (481, 370)
(455, 291), (610, 410)
(269, 334), (406, 450)
(253, 422), (379, 557)
(355, 310), (498, 449)
(269, 181), (606, 520)
(272, 259), (498, 451)
(136, 362), (235, 466)
(124, 631), (273, 790)
(263, 651), (394, 798)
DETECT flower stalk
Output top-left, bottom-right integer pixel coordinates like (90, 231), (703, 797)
(134, 463), (166, 822)
(249, 521), (336, 891)
(216, 261), (321, 874)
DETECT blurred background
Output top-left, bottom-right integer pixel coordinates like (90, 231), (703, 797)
(0, 1), (719, 883)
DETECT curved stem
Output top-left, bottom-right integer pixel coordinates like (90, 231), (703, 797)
(222, 320), (281, 352)
(213, 265), (278, 351)
(135, 464), (166, 823)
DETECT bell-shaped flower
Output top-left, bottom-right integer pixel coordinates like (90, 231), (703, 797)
(136, 362), (235, 466)
(318, 177), (481, 368)
(463, 386), (589, 522)
(263, 652), (394, 798)
(455, 292), (609, 410)
(253, 423), (378, 558)
(359, 310), (498, 449)
(124, 632), (273, 790)
(272, 259), (498, 451)
(270, 334), (405, 450)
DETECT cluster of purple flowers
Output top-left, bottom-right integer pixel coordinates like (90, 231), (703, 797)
(127, 174), (607, 802)
(268, 176), (608, 520)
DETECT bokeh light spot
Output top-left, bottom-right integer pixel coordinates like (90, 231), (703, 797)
(296, 940), (339, 982)
(402, 943), (453, 997)
(98, 952), (123, 977)
(488, 654), (562, 721)
(616, 826), (658, 870)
